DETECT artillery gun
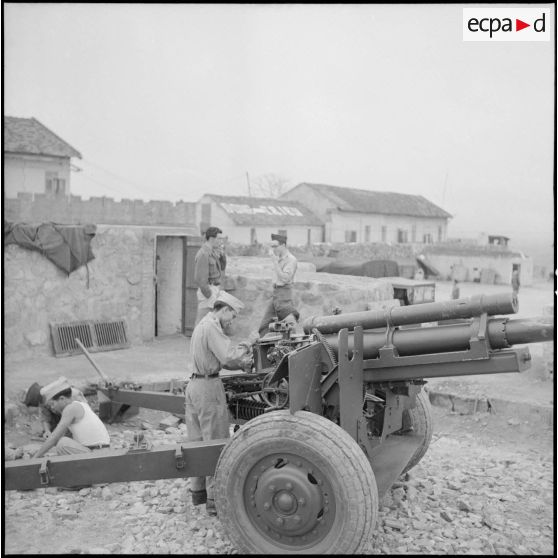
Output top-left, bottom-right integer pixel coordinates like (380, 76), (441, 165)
(5, 293), (554, 554)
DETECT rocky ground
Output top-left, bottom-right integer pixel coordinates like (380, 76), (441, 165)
(4, 400), (554, 555)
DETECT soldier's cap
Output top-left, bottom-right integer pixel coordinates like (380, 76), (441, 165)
(215, 291), (244, 314)
(40, 376), (72, 403)
(271, 233), (287, 244)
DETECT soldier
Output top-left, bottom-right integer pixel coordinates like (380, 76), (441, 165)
(451, 279), (460, 300)
(194, 226), (227, 325)
(511, 269), (520, 295)
(33, 378), (110, 458)
(186, 291), (257, 516)
(24, 378), (87, 439)
(258, 233), (298, 337)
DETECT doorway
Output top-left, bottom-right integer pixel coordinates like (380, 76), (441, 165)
(154, 235), (202, 338)
(155, 236), (184, 337)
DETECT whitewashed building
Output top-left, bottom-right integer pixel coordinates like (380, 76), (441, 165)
(281, 183), (451, 244)
(4, 116), (82, 198)
(197, 194), (324, 245)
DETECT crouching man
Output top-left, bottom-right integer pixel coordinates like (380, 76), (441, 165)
(33, 378), (110, 458)
(186, 291), (257, 517)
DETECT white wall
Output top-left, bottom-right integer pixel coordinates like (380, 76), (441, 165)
(196, 197), (323, 245)
(282, 185), (448, 244)
(328, 211), (447, 244)
(424, 252), (534, 286)
(4, 154), (71, 197)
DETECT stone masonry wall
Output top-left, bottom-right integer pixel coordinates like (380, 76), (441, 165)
(4, 243), (394, 359)
(224, 258), (394, 339)
(3, 226), (152, 359)
(4, 193), (197, 226)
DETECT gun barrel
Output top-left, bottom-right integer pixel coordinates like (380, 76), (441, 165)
(322, 317), (553, 359)
(303, 293), (518, 335)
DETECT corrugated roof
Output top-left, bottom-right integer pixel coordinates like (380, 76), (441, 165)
(204, 194), (323, 226)
(4, 116), (82, 159)
(288, 183), (452, 219)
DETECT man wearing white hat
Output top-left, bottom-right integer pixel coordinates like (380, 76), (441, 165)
(33, 377), (110, 459)
(185, 290), (257, 516)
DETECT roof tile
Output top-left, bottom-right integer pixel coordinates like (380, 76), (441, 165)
(4, 116), (81, 159)
(288, 183), (452, 219)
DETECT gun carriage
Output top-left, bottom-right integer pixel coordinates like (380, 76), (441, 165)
(5, 293), (553, 554)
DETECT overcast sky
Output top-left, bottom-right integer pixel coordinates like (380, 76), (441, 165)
(4, 3), (555, 247)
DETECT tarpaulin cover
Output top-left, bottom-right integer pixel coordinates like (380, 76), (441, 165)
(4, 221), (96, 274)
(316, 259), (399, 278)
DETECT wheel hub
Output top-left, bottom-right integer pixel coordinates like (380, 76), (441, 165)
(244, 454), (335, 546)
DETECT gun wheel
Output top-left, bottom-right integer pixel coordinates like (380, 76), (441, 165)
(399, 389), (433, 474)
(214, 410), (378, 554)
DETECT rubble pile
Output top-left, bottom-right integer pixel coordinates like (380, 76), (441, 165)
(4, 404), (554, 554)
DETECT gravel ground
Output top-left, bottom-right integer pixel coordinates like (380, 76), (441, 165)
(4, 403), (554, 555)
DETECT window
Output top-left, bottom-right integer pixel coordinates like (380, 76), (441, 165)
(381, 226), (387, 242)
(397, 229), (408, 243)
(45, 172), (66, 195)
(423, 233), (432, 244)
(438, 226), (442, 242)
(345, 230), (357, 243)
(307, 228), (312, 246)
(412, 224), (417, 243)
(364, 225), (370, 243)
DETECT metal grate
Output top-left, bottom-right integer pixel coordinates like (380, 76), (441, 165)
(50, 319), (130, 357)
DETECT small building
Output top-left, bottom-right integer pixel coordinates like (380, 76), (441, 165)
(3, 116), (82, 198)
(280, 183), (451, 244)
(197, 194), (324, 245)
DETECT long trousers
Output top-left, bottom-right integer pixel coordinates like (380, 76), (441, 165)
(258, 285), (295, 336)
(184, 377), (230, 499)
(56, 436), (92, 455)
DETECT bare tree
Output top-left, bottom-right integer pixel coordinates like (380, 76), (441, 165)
(251, 173), (290, 199)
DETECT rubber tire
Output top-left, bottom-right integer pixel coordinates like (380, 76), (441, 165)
(213, 410), (378, 554)
(400, 389), (434, 474)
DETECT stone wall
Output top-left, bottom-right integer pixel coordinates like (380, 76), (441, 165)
(3, 225), (196, 360)
(4, 194), (197, 227)
(4, 242), (394, 359)
(225, 258), (394, 339)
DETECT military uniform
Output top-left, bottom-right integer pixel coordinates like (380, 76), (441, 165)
(193, 241), (227, 325)
(258, 245), (298, 336)
(185, 293), (251, 510)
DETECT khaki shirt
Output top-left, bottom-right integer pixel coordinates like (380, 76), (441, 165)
(190, 313), (249, 376)
(194, 242), (227, 299)
(273, 250), (297, 286)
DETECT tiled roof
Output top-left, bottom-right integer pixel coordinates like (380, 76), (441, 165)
(288, 183), (452, 219)
(4, 116), (82, 158)
(204, 194), (323, 226)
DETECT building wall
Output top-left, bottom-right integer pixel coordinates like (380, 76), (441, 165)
(421, 249), (534, 286)
(197, 198), (323, 245)
(281, 184), (335, 224)
(4, 153), (71, 198)
(328, 212), (447, 244)
(3, 224), (197, 359)
(281, 185), (447, 244)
